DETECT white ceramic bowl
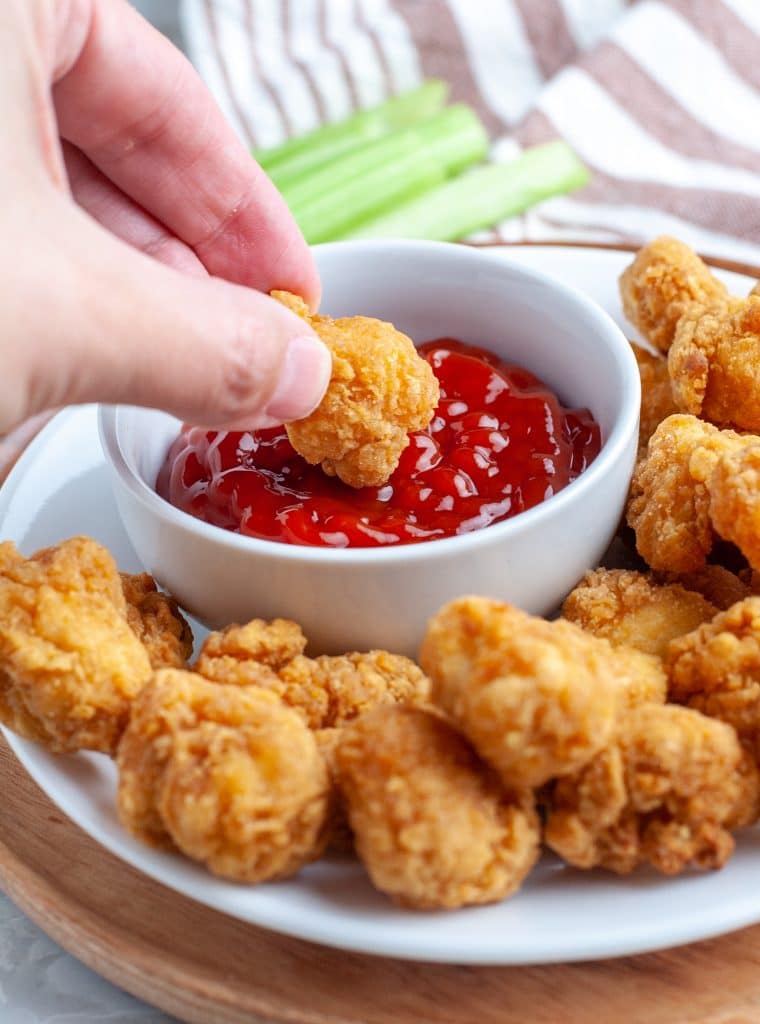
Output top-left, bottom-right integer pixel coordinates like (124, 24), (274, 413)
(99, 240), (639, 655)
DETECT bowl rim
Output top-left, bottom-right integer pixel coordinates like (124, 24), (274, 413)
(99, 239), (640, 566)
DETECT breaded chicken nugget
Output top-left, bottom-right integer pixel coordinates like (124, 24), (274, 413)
(626, 414), (747, 573)
(0, 538), (152, 754)
(612, 646), (668, 707)
(668, 597), (760, 760)
(669, 564), (751, 611)
(630, 342), (677, 454)
(709, 444), (760, 572)
(619, 237), (727, 353)
(272, 290), (439, 488)
(335, 705), (539, 908)
(545, 703), (758, 875)
(562, 568), (717, 659)
(669, 297), (760, 431)
(117, 669), (330, 881)
(196, 619), (429, 728)
(121, 573), (193, 669)
(419, 597), (622, 789)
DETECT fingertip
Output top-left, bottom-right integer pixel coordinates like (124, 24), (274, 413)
(264, 334), (332, 423)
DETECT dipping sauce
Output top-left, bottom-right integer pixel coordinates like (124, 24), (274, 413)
(157, 339), (601, 548)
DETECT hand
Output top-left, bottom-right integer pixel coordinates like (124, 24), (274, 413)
(0, 0), (330, 435)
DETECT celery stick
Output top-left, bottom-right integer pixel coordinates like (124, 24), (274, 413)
(288, 134), (444, 245)
(255, 80), (448, 172)
(270, 99), (483, 192)
(281, 105), (488, 212)
(348, 142), (590, 241)
(285, 106), (488, 244)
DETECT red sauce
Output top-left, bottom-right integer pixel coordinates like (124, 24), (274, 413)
(157, 339), (601, 548)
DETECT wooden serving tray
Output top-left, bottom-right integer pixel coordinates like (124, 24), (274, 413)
(3, 734), (760, 1024)
(3, 243), (760, 1023)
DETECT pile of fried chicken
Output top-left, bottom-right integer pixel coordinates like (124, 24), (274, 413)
(2, 237), (760, 911)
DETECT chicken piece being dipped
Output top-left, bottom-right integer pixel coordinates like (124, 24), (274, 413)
(272, 290), (439, 488)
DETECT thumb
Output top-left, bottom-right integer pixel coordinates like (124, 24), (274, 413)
(17, 206), (331, 430)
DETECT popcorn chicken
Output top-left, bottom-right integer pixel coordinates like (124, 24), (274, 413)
(334, 705), (539, 908)
(273, 290), (439, 488)
(117, 669), (330, 881)
(0, 538), (151, 754)
(545, 703), (759, 874)
(619, 237), (727, 353)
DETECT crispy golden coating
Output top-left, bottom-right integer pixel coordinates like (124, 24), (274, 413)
(419, 597), (622, 789)
(667, 597), (760, 760)
(544, 703), (759, 874)
(562, 568), (717, 659)
(196, 619), (430, 729)
(315, 726), (354, 854)
(611, 646), (668, 707)
(630, 342), (677, 454)
(117, 669), (330, 881)
(668, 297), (760, 431)
(626, 414), (747, 573)
(619, 237), (727, 353)
(0, 538), (152, 754)
(272, 290), (439, 488)
(334, 705), (539, 909)
(121, 573), (193, 669)
(669, 564), (752, 611)
(709, 444), (760, 572)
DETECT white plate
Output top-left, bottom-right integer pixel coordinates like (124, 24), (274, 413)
(2, 245), (759, 966)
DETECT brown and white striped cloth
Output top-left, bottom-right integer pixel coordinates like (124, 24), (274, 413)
(180, 0), (760, 262)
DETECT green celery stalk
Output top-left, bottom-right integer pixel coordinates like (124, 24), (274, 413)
(255, 80), (448, 174)
(287, 133), (444, 245)
(281, 104), (489, 243)
(347, 142), (590, 241)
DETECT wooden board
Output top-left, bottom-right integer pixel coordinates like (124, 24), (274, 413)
(2, 734), (760, 1024)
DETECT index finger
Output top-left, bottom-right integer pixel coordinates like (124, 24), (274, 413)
(52, 0), (319, 305)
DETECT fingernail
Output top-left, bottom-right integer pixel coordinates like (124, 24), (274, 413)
(264, 335), (332, 423)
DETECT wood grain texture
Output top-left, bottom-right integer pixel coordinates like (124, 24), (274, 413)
(2, 735), (760, 1024)
(2, 242), (760, 1024)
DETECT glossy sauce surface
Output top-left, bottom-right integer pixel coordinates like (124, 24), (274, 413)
(157, 339), (601, 548)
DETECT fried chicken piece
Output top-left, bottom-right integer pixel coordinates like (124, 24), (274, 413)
(619, 237), (727, 353)
(709, 444), (760, 572)
(117, 669), (330, 880)
(121, 573), (193, 669)
(669, 564), (751, 611)
(668, 297), (760, 431)
(334, 705), (539, 908)
(419, 597), (628, 789)
(545, 703), (759, 875)
(196, 619), (430, 729)
(272, 290), (439, 488)
(667, 597), (760, 761)
(315, 726), (354, 854)
(0, 538), (152, 754)
(562, 568), (717, 659)
(626, 414), (749, 573)
(630, 342), (677, 454)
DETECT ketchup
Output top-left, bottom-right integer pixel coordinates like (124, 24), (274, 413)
(157, 339), (601, 548)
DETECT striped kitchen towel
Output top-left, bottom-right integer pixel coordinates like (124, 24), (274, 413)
(180, 0), (760, 262)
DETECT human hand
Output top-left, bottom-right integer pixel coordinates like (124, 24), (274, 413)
(0, 0), (330, 435)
